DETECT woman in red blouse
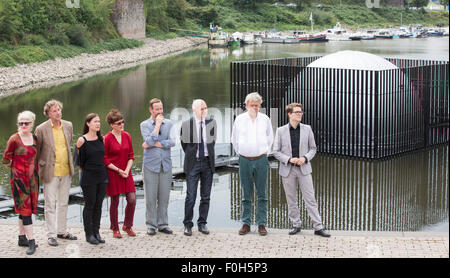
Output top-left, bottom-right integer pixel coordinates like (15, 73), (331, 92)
(2, 111), (39, 255)
(104, 109), (136, 238)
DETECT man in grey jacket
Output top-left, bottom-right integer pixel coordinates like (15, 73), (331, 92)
(272, 103), (330, 237)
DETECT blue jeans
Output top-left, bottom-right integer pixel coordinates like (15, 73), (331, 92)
(238, 155), (269, 226)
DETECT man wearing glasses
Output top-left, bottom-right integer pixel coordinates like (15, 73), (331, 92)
(272, 103), (330, 237)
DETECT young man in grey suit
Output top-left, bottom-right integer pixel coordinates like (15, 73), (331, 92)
(180, 99), (217, 236)
(272, 103), (330, 237)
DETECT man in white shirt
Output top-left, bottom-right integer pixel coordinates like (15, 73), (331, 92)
(231, 92), (273, 236)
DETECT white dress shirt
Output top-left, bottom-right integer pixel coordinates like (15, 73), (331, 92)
(196, 118), (209, 157)
(231, 112), (274, 157)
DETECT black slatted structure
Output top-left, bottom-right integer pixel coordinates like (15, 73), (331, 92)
(230, 56), (449, 159)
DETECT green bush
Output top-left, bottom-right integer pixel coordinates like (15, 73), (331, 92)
(47, 23), (70, 45)
(21, 34), (47, 46)
(9, 45), (51, 64)
(223, 17), (236, 29)
(66, 24), (91, 47)
(0, 52), (16, 67)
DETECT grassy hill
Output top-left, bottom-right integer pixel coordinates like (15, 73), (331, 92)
(158, 1), (449, 34)
(1, 0), (448, 67)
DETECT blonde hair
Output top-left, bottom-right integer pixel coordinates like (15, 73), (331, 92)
(244, 92), (263, 105)
(43, 99), (63, 116)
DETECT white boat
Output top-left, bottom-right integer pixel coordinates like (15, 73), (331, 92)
(361, 30), (376, 40)
(321, 22), (350, 41)
(395, 26), (414, 38)
(261, 31), (298, 43)
(241, 33), (262, 44)
(349, 32), (364, 40)
(375, 29), (393, 39)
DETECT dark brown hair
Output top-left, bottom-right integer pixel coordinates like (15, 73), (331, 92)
(106, 109), (123, 125)
(285, 103), (303, 114)
(83, 113), (102, 140)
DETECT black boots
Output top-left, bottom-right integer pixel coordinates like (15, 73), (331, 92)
(94, 233), (105, 244)
(86, 234), (100, 245)
(18, 235), (28, 247)
(19, 235), (37, 255)
(26, 239), (37, 255)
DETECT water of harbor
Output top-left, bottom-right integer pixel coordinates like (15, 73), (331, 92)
(0, 37), (448, 232)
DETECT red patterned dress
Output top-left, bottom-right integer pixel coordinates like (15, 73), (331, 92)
(2, 133), (39, 216)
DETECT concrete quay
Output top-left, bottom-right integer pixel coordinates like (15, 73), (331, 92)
(0, 220), (448, 258)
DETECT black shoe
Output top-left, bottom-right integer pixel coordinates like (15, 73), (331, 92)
(314, 229), (331, 237)
(289, 227), (301, 235)
(147, 228), (156, 236)
(57, 232), (78, 240)
(184, 226), (192, 236)
(158, 227), (173, 234)
(18, 235), (29, 247)
(47, 237), (58, 246)
(26, 239), (37, 255)
(198, 224), (210, 235)
(94, 233), (105, 244)
(86, 234), (100, 245)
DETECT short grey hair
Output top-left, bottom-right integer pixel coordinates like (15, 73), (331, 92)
(43, 99), (63, 116)
(17, 110), (36, 123)
(192, 99), (206, 110)
(244, 92), (263, 105)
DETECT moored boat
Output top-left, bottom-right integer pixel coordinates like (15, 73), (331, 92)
(375, 29), (393, 39)
(208, 31), (228, 48)
(296, 33), (328, 42)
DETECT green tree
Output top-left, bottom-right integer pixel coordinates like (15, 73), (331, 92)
(411, 0), (429, 8)
(0, 1), (23, 44)
(167, 0), (189, 24)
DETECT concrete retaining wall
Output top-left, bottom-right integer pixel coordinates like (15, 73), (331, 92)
(111, 0), (146, 39)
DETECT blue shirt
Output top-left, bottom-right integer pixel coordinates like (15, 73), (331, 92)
(140, 117), (176, 173)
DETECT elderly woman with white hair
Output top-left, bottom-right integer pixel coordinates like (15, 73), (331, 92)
(2, 111), (40, 255)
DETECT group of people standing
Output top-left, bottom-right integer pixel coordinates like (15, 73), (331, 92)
(2, 100), (138, 254)
(2, 92), (330, 256)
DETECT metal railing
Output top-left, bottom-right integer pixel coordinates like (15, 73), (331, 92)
(231, 56), (449, 159)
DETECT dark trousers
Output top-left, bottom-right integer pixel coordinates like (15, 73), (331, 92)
(183, 158), (213, 228)
(81, 182), (107, 236)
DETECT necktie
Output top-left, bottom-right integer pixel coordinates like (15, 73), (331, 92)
(198, 121), (205, 158)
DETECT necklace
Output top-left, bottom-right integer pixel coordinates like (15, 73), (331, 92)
(112, 131), (122, 144)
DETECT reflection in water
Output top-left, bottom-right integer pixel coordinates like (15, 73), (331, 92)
(115, 65), (147, 118)
(230, 145), (448, 231)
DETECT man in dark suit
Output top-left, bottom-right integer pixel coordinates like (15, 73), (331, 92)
(180, 99), (217, 236)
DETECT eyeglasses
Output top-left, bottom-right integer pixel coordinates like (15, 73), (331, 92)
(18, 122), (32, 126)
(114, 120), (125, 125)
(292, 111), (303, 115)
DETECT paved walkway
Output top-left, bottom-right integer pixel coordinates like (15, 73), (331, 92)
(0, 220), (448, 258)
